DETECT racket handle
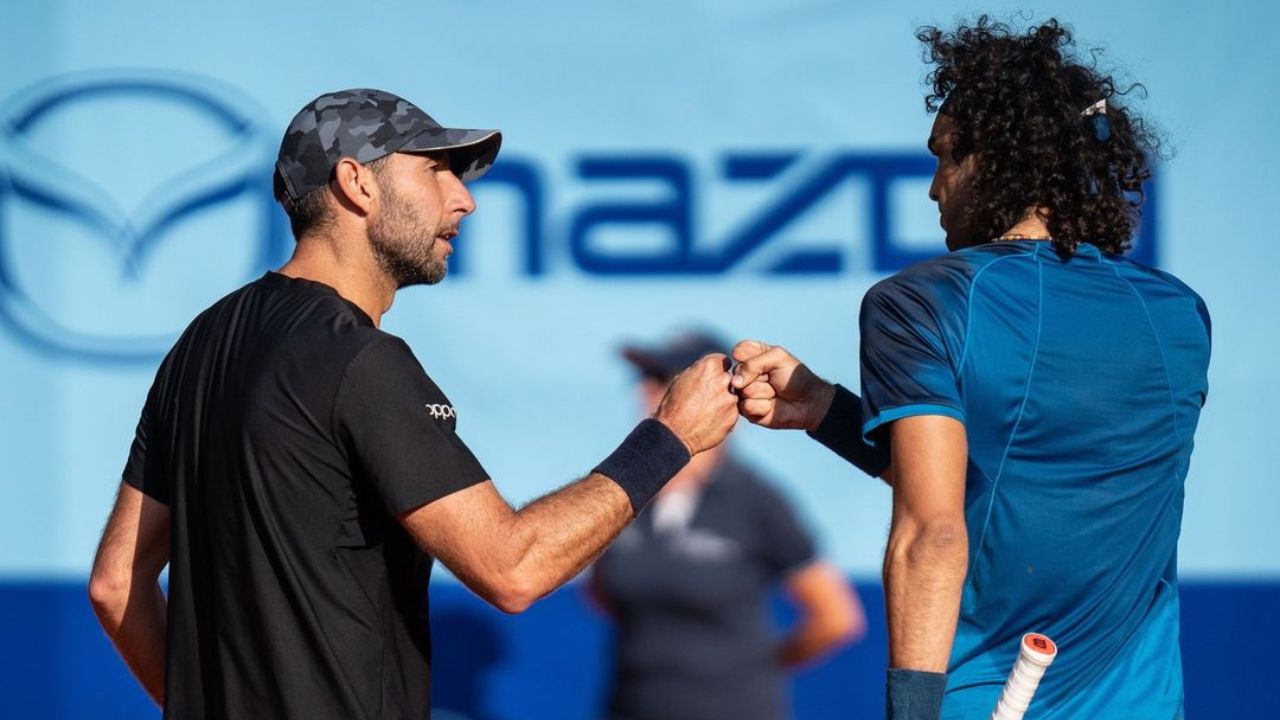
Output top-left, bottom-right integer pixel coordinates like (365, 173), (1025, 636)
(991, 633), (1057, 720)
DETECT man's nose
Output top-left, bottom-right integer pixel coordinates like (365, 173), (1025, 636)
(446, 173), (476, 215)
(458, 186), (476, 216)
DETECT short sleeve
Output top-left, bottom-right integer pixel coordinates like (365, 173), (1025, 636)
(752, 478), (817, 577)
(122, 374), (170, 504)
(335, 337), (489, 515)
(859, 277), (966, 445)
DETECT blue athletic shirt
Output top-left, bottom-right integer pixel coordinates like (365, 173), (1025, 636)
(858, 240), (1210, 719)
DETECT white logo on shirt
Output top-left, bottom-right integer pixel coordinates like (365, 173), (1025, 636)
(673, 529), (741, 562)
(425, 404), (456, 420)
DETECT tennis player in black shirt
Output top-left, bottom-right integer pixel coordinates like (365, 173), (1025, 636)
(87, 88), (739, 720)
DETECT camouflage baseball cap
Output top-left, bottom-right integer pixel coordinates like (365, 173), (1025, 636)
(274, 88), (501, 204)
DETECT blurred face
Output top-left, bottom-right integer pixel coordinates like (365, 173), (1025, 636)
(368, 152), (476, 287)
(927, 112), (981, 251)
(638, 376), (667, 417)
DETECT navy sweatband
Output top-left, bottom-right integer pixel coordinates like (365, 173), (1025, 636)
(886, 668), (947, 720)
(594, 418), (691, 515)
(806, 384), (891, 476)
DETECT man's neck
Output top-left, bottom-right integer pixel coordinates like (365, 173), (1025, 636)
(278, 233), (396, 326)
(1000, 208), (1052, 240)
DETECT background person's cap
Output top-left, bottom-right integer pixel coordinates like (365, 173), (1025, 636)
(621, 330), (729, 383)
(273, 88), (502, 204)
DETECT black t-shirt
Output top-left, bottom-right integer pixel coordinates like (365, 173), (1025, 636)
(594, 458), (817, 720)
(123, 272), (489, 720)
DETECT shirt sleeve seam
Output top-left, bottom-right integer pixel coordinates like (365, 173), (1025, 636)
(956, 249), (1032, 377)
(860, 402), (966, 446)
(122, 470), (172, 505)
(779, 551), (820, 578)
(1103, 257), (1184, 442)
(330, 334), (399, 451)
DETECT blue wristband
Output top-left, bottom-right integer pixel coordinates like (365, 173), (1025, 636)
(806, 384), (891, 476)
(886, 668), (947, 720)
(593, 418), (691, 515)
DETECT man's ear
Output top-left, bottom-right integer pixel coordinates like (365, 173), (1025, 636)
(332, 157), (379, 215)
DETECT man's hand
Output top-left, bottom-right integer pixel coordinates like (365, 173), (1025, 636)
(654, 353), (739, 454)
(730, 340), (835, 431)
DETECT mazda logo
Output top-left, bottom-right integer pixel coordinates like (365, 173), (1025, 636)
(0, 70), (287, 361)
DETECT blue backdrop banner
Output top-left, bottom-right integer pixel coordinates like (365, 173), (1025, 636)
(1, 1), (1277, 717)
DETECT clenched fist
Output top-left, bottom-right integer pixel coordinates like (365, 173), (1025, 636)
(654, 354), (739, 455)
(729, 340), (835, 431)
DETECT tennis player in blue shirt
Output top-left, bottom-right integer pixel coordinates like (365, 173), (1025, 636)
(731, 17), (1210, 720)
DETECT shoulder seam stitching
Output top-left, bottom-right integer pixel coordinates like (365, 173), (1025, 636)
(970, 252), (1044, 576)
(1104, 258), (1183, 441)
(329, 334), (396, 450)
(956, 247), (1036, 377)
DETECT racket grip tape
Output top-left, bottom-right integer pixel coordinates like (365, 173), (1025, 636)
(991, 633), (1057, 720)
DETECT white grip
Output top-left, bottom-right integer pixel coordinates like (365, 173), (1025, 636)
(991, 633), (1057, 720)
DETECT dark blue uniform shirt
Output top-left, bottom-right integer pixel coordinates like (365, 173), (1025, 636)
(595, 458), (817, 720)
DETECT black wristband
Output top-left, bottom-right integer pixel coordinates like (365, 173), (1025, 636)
(593, 418), (691, 515)
(886, 668), (947, 720)
(806, 384), (891, 476)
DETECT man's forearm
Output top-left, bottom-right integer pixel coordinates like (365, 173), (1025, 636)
(492, 416), (694, 608)
(402, 474), (637, 614)
(883, 520), (967, 671)
(91, 579), (167, 705)
(501, 474), (634, 609)
(414, 363), (736, 615)
(777, 616), (856, 668)
(881, 415), (968, 718)
(776, 562), (864, 668)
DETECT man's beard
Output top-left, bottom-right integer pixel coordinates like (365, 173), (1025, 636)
(368, 183), (448, 288)
(941, 172), (986, 251)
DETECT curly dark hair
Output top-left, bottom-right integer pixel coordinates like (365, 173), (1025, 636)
(917, 16), (1162, 256)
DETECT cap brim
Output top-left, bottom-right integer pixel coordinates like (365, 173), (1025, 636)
(399, 127), (502, 182)
(620, 345), (677, 380)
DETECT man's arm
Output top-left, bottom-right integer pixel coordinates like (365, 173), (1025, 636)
(404, 475), (629, 613)
(777, 560), (865, 667)
(401, 354), (739, 614)
(883, 414), (968, 672)
(89, 482), (170, 706)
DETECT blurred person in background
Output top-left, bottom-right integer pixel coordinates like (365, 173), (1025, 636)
(589, 330), (865, 720)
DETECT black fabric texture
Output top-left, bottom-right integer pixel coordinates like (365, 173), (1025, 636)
(593, 418), (691, 514)
(121, 271), (489, 720)
(886, 668), (948, 720)
(805, 383), (891, 476)
(595, 458), (818, 720)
